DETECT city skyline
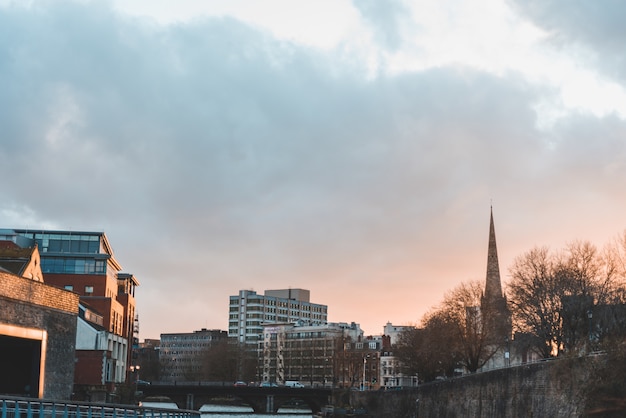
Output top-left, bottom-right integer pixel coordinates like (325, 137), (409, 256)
(2, 0), (626, 339)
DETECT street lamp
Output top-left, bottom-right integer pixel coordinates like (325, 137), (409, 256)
(130, 365), (140, 383)
(587, 308), (593, 351)
(362, 356), (366, 391)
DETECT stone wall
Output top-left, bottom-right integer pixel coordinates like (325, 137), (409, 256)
(347, 357), (600, 417)
(0, 271), (79, 400)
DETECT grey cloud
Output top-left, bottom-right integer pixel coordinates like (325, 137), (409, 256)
(2, 1), (625, 336)
(509, 0), (626, 82)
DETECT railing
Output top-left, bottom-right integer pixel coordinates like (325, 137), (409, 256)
(0, 396), (200, 418)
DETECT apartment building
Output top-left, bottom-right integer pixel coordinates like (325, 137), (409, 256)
(228, 289), (328, 347)
(260, 321), (363, 387)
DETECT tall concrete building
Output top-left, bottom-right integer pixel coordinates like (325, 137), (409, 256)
(228, 289), (328, 347)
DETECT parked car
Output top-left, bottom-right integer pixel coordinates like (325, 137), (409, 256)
(285, 381), (305, 388)
(234, 381), (247, 387)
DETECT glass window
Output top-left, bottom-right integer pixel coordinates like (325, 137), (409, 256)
(48, 240), (62, 252)
(85, 285), (94, 295)
(64, 259), (75, 273)
(88, 241), (99, 253)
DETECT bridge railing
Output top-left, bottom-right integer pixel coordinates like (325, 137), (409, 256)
(0, 396), (200, 418)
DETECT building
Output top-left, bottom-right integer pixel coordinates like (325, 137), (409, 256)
(228, 289), (328, 348)
(0, 240), (43, 282)
(260, 321), (365, 388)
(0, 228), (139, 385)
(160, 329), (228, 382)
(338, 334), (382, 390)
(133, 339), (161, 383)
(479, 208), (513, 371)
(380, 322), (418, 389)
(0, 248), (80, 399)
(72, 303), (130, 401)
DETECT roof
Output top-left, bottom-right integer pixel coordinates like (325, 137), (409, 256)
(0, 241), (37, 276)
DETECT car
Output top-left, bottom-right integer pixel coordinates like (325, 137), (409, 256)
(260, 382), (271, 388)
(234, 381), (247, 387)
(136, 380), (151, 385)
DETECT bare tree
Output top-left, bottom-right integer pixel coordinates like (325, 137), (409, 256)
(508, 239), (626, 357)
(439, 280), (500, 372)
(396, 280), (500, 379)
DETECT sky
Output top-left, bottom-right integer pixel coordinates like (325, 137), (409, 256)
(1, 0), (626, 339)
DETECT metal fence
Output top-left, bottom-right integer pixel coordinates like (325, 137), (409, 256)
(0, 396), (200, 418)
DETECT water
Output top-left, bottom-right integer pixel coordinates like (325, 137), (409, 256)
(141, 402), (314, 418)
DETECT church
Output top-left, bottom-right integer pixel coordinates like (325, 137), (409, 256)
(479, 207), (512, 371)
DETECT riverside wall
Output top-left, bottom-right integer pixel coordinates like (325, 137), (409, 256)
(345, 357), (600, 418)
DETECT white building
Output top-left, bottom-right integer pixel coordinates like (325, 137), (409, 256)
(380, 322), (418, 389)
(228, 289), (328, 348)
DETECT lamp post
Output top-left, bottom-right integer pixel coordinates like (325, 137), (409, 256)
(130, 365), (140, 383)
(362, 356), (367, 391)
(587, 308), (593, 351)
(129, 365), (141, 404)
(504, 336), (510, 367)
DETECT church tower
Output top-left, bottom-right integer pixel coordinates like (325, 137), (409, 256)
(481, 207), (512, 344)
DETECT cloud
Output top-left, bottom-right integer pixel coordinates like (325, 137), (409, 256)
(509, 0), (626, 82)
(352, 0), (410, 51)
(1, 0), (625, 336)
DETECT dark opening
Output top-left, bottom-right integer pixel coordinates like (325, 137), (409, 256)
(0, 335), (41, 397)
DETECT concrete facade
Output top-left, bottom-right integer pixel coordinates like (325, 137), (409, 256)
(228, 289), (328, 347)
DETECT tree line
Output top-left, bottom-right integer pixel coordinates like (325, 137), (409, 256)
(395, 231), (626, 382)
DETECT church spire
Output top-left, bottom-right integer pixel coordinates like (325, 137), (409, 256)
(485, 206), (503, 300)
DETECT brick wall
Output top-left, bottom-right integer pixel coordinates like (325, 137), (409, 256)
(0, 271), (79, 400)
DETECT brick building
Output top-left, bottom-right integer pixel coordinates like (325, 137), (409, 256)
(0, 228), (139, 396)
(0, 258), (79, 399)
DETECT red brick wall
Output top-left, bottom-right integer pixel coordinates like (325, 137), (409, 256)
(74, 351), (107, 385)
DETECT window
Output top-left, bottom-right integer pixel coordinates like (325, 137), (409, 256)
(85, 285), (94, 295)
(64, 285), (73, 291)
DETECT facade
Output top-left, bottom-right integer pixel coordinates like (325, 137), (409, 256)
(380, 322), (418, 388)
(338, 334), (382, 390)
(228, 289), (328, 347)
(260, 321), (365, 388)
(73, 303), (129, 401)
(160, 329), (228, 382)
(0, 267), (80, 399)
(0, 228), (139, 385)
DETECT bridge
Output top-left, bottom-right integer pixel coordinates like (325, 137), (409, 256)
(138, 383), (333, 414)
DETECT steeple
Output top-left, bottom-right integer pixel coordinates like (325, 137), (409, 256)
(484, 206), (503, 301)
